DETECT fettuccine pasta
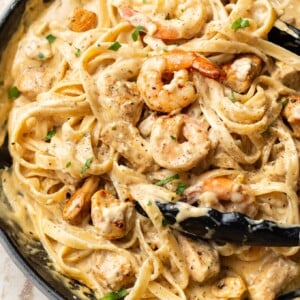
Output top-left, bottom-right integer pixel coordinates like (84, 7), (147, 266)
(1, 0), (300, 299)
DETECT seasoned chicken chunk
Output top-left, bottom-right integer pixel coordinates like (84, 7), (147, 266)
(93, 251), (135, 290)
(178, 235), (220, 283)
(222, 54), (262, 93)
(282, 94), (300, 138)
(68, 7), (98, 32)
(248, 256), (299, 300)
(273, 61), (300, 91)
(91, 189), (135, 240)
(15, 66), (54, 99)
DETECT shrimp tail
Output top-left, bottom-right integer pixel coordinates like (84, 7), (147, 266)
(164, 50), (225, 81)
(135, 201), (300, 246)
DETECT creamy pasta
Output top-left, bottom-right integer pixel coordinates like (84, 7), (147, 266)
(1, 0), (300, 299)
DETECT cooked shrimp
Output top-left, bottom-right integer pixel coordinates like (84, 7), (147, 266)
(185, 177), (258, 217)
(118, 2), (207, 40)
(68, 7), (98, 32)
(62, 176), (99, 225)
(137, 49), (225, 113)
(282, 94), (300, 138)
(91, 189), (135, 240)
(150, 114), (211, 171)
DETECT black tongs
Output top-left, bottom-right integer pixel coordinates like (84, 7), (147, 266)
(0, 134), (12, 169)
(268, 20), (300, 55)
(136, 201), (300, 247)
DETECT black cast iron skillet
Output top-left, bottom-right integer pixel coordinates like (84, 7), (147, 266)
(0, 1), (96, 299)
(0, 1), (300, 299)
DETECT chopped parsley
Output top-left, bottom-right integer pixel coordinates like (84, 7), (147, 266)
(37, 52), (46, 60)
(147, 200), (152, 206)
(170, 135), (176, 140)
(165, 13), (171, 20)
(80, 157), (93, 174)
(45, 127), (56, 142)
(46, 34), (56, 43)
(231, 17), (250, 31)
(281, 98), (289, 107)
(66, 161), (72, 168)
(108, 41), (122, 51)
(175, 182), (187, 195)
(132, 25), (145, 41)
(99, 288), (128, 300)
(8, 86), (20, 100)
(162, 218), (168, 227)
(155, 174), (179, 186)
(230, 90), (237, 102)
(75, 47), (81, 57)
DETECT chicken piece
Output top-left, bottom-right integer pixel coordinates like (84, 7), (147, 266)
(282, 94), (300, 138)
(93, 251), (135, 290)
(177, 235), (220, 283)
(91, 189), (135, 240)
(68, 7), (98, 32)
(222, 54), (262, 93)
(273, 61), (300, 91)
(211, 273), (247, 298)
(15, 66), (53, 99)
(248, 256), (299, 300)
(101, 121), (153, 172)
(62, 176), (99, 225)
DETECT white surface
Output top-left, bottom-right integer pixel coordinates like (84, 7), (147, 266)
(0, 243), (49, 300)
(0, 2), (49, 300)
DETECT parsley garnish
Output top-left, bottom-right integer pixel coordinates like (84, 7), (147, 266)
(8, 86), (20, 100)
(80, 157), (93, 174)
(75, 47), (81, 57)
(162, 218), (168, 227)
(231, 17), (250, 31)
(45, 127), (56, 142)
(281, 98), (289, 107)
(147, 200), (152, 206)
(230, 90), (237, 102)
(170, 135), (176, 140)
(100, 288), (128, 300)
(66, 161), (71, 168)
(155, 174), (179, 186)
(37, 52), (46, 60)
(108, 41), (122, 51)
(165, 13), (171, 20)
(175, 182), (187, 195)
(132, 25), (145, 41)
(46, 34), (56, 43)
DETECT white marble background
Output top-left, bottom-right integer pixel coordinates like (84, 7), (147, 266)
(0, 1), (49, 298)
(0, 243), (48, 300)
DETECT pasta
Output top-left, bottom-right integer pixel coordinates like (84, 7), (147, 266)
(1, 0), (300, 299)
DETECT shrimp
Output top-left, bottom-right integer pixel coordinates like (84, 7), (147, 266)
(118, 2), (207, 40)
(184, 177), (258, 217)
(282, 94), (300, 138)
(62, 176), (100, 225)
(68, 7), (98, 32)
(137, 49), (225, 113)
(149, 114), (211, 171)
(91, 189), (135, 240)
